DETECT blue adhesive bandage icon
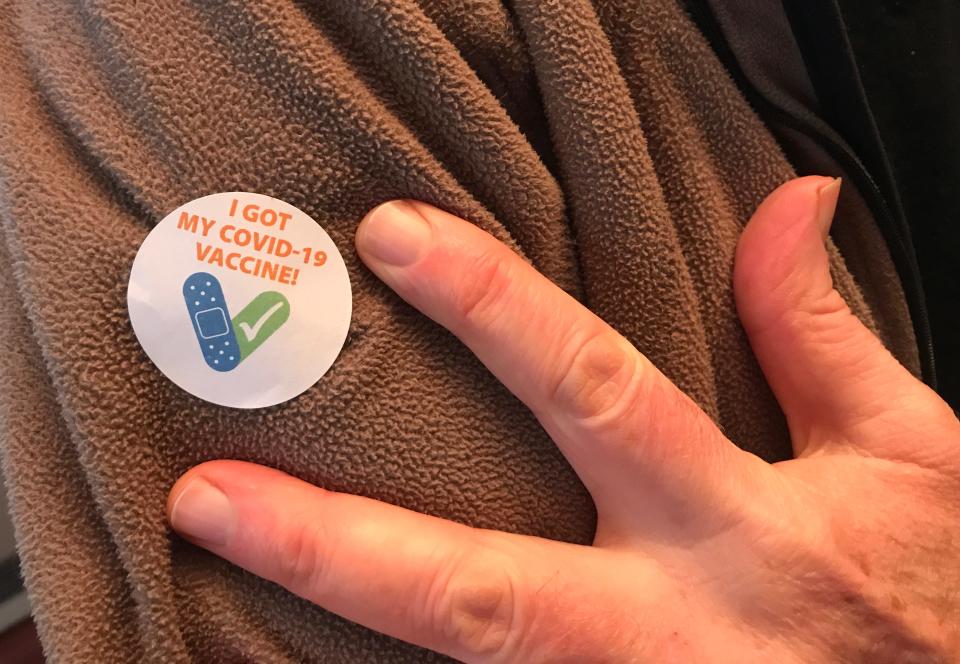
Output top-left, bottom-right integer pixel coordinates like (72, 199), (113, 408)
(182, 272), (241, 372)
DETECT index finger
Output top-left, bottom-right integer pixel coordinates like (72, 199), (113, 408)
(355, 201), (750, 531)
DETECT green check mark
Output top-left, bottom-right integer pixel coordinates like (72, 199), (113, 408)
(232, 291), (290, 360)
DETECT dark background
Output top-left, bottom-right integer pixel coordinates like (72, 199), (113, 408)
(837, 0), (960, 408)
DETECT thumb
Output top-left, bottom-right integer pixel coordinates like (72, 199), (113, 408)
(734, 176), (952, 458)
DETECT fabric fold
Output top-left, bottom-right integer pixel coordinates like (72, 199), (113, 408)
(0, 0), (919, 661)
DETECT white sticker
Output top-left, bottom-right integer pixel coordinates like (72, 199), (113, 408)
(127, 192), (352, 408)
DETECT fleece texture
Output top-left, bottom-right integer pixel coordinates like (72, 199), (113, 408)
(0, 0), (918, 661)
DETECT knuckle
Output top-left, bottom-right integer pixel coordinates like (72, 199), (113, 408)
(762, 286), (853, 348)
(550, 330), (649, 426)
(787, 289), (852, 341)
(451, 247), (515, 327)
(425, 553), (526, 660)
(271, 517), (330, 596)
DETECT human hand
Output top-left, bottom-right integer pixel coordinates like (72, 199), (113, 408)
(168, 177), (960, 662)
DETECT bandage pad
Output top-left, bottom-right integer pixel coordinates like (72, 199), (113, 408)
(182, 272), (241, 372)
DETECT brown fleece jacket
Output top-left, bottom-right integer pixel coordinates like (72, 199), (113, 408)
(0, 0), (918, 661)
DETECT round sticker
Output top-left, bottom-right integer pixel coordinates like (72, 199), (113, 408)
(127, 192), (352, 408)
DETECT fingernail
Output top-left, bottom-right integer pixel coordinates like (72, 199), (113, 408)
(816, 177), (842, 240)
(358, 200), (431, 266)
(169, 477), (234, 546)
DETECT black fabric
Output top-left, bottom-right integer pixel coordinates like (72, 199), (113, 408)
(780, 0), (939, 393)
(0, 556), (23, 604)
(833, 0), (960, 409)
(684, 0), (936, 388)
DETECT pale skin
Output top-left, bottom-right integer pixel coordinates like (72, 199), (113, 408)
(167, 176), (960, 662)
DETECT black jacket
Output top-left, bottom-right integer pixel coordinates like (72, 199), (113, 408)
(688, 0), (959, 409)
